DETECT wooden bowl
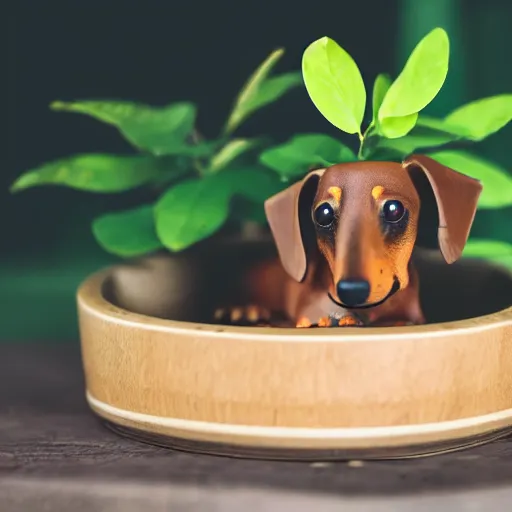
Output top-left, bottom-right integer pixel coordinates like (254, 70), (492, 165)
(77, 239), (512, 460)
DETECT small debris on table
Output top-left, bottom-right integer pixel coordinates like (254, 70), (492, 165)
(309, 462), (332, 468)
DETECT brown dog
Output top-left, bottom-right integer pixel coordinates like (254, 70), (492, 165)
(215, 155), (482, 328)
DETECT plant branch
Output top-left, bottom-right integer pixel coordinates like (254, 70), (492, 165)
(188, 127), (207, 176)
(357, 140), (364, 160)
(357, 122), (376, 160)
(417, 139), (478, 154)
(190, 128), (203, 144)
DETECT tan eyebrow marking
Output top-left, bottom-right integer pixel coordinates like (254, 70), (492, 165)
(327, 186), (342, 204)
(372, 185), (385, 200)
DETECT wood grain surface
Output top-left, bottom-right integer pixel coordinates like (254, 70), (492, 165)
(3, 343), (512, 511)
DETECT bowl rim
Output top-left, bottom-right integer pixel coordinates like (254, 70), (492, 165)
(77, 264), (512, 343)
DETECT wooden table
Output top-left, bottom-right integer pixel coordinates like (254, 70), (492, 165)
(2, 343), (512, 511)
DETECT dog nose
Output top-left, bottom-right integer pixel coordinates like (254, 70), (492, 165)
(336, 279), (370, 307)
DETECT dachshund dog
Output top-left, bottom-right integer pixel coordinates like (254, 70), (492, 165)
(214, 154), (482, 328)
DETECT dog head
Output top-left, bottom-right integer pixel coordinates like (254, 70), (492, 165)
(264, 155), (482, 309)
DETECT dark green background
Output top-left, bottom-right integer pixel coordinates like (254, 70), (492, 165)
(5, 0), (511, 342)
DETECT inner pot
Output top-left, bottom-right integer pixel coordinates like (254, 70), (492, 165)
(103, 238), (512, 325)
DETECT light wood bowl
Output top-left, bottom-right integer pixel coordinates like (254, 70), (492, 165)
(77, 239), (512, 460)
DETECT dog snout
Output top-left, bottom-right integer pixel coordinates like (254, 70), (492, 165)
(336, 278), (370, 307)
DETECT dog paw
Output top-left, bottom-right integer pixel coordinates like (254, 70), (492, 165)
(337, 316), (365, 327)
(296, 316), (364, 328)
(296, 317), (313, 328)
(296, 316), (334, 328)
(213, 305), (271, 326)
(318, 316), (334, 327)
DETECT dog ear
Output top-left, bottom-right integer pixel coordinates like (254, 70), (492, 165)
(403, 154), (483, 264)
(264, 169), (324, 282)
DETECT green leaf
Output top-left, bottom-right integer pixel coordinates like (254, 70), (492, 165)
(444, 94), (512, 141)
(222, 166), (285, 203)
(463, 239), (512, 269)
(302, 36), (366, 135)
(362, 145), (408, 162)
(51, 100), (197, 155)
(51, 100), (145, 124)
(220, 166), (286, 224)
(209, 139), (261, 172)
(155, 168), (284, 251)
(415, 115), (469, 135)
(379, 112), (419, 139)
(155, 178), (231, 251)
(371, 73), (392, 124)
(259, 134), (357, 179)
(224, 49), (301, 134)
(147, 156), (194, 188)
(172, 140), (223, 158)
(378, 28), (449, 123)
(427, 150), (512, 209)
(364, 114), (472, 158)
(10, 154), (166, 193)
(239, 72), (302, 118)
(92, 205), (163, 257)
(367, 132), (439, 157)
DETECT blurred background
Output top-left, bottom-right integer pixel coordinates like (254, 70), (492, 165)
(5, 0), (511, 342)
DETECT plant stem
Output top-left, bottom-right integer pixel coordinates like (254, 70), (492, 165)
(357, 127), (369, 160)
(191, 128), (203, 144)
(358, 122), (378, 160)
(190, 128), (207, 176)
(357, 142), (364, 161)
(193, 160), (206, 176)
(364, 121), (375, 137)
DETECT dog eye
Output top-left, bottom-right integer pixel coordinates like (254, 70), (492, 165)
(314, 202), (335, 227)
(382, 200), (405, 223)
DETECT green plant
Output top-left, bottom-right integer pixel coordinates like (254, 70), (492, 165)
(11, 48), (301, 256)
(259, 28), (512, 268)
